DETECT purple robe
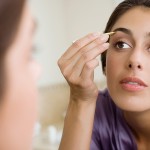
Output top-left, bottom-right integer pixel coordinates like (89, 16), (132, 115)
(90, 89), (137, 150)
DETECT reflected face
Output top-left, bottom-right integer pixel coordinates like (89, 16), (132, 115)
(0, 4), (41, 149)
(106, 6), (150, 112)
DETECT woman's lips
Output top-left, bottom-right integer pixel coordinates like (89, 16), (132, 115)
(120, 77), (148, 92)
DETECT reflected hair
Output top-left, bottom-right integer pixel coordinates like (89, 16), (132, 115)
(0, 0), (26, 96)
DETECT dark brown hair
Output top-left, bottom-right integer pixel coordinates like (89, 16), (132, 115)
(0, 0), (26, 95)
(101, 0), (150, 73)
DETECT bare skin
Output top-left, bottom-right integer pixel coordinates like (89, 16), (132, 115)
(107, 7), (150, 150)
(58, 6), (150, 150)
(0, 4), (40, 150)
(58, 33), (109, 150)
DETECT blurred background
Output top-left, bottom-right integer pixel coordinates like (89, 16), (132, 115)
(29, 0), (123, 149)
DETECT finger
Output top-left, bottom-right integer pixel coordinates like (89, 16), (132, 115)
(79, 59), (99, 86)
(58, 35), (109, 77)
(70, 42), (109, 78)
(79, 35), (109, 54)
(62, 33), (109, 59)
(59, 38), (109, 75)
(67, 59), (99, 88)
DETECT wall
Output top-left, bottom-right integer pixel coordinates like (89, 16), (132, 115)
(114, 0), (124, 5)
(29, 0), (115, 87)
(30, 0), (68, 87)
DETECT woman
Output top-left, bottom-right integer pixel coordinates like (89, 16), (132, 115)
(58, 0), (150, 149)
(0, 0), (41, 149)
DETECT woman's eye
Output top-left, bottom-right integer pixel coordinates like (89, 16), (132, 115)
(114, 41), (131, 49)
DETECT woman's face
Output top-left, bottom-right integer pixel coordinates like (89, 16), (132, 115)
(0, 4), (41, 149)
(106, 6), (150, 112)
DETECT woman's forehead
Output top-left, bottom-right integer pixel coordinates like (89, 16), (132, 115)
(111, 7), (150, 34)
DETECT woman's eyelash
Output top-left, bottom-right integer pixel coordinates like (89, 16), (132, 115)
(113, 40), (131, 49)
(113, 40), (124, 47)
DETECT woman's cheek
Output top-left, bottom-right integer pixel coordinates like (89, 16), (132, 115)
(106, 50), (118, 76)
(28, 60), (41, 82)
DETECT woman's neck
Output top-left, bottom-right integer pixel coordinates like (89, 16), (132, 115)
(124, 110), (150, 149)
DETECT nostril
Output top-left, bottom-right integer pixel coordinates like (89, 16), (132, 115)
(129, 64), (132, 68)
(128, 64), (142, 69)
(138, 65), (141, 69)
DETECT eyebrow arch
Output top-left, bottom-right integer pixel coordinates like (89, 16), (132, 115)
(113, 27), (150, 39)
(113, 27), (132, 36)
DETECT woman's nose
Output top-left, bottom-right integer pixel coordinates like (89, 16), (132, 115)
(128, 63), (142, 70)
(126, 49), (143, 71)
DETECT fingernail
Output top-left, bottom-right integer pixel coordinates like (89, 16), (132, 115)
(100, 34), (109, 42)
(92, 32), (101, 37)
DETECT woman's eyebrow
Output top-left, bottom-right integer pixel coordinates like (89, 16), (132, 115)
(113, 27), (132, 36)
(112, 28), (150, 39)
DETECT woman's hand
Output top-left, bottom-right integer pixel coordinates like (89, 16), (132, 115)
(58, 32), (109, 102)
(58, 32), (109, 150)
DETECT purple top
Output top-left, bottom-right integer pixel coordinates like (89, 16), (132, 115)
(90, 89), (137, 150)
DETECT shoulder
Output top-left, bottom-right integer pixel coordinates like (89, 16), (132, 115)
(94, 88), (119, 126)
(91, 89), (119, 149)
(95, 89), (117, 120)
(91, 89), (137, 150)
